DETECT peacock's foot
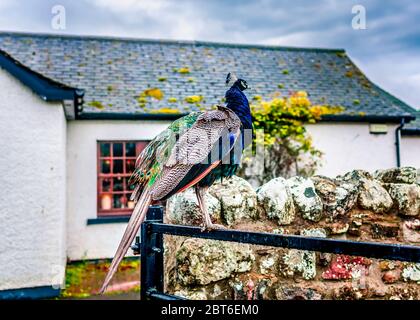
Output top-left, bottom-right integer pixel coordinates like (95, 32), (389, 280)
(201, 223), (227, 232)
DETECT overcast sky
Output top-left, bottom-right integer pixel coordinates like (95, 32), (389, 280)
(0, 0), (419, 108)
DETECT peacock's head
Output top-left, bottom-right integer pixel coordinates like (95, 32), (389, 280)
(235, 78), (249, 91)
(225, 73), (249, 91)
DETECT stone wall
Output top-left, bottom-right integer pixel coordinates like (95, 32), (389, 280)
(164, 167), (420, 300)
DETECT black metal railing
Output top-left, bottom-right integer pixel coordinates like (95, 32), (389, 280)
(133, 206), (420, 300)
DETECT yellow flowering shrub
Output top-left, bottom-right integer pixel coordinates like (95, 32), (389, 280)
(240, 91), (344, 182)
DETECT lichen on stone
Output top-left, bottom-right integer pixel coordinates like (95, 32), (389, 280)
(286, 176), (323, 222)
(282, 228), (326, 280)
(312, 175), (359, 218)
(166, 188), (221, 226)
(301, 228), (327, 238)
(256, 177), (295, 225)
(175, 239), (254, 286)
(209, 176), (258, 226)
(283, 249), (317, 280)
(375, 167), (417, 184)
(259, 255), (277, 274)
(358, 178), (393, 213)
(402, 263), (420, 283)
(387, 183), (420, 216)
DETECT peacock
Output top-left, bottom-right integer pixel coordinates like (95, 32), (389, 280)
(100, 73), (252, 294)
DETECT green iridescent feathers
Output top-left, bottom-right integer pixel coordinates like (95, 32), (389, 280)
(128, 112), (202, 201)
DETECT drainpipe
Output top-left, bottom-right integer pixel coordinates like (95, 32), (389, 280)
(395, 118), (405, 167)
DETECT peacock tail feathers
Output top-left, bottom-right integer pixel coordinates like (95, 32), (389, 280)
(102, 75), (251, 294)
(129, 112), (203, 201)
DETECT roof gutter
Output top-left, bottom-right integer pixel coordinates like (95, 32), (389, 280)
(77, 112), (188, 121)
(401, 128), (420, 136)
(78, 112), (416, 123)
(320, 114), (415, 123)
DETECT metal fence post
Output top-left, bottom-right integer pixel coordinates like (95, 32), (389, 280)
(140, 205), (164, 300)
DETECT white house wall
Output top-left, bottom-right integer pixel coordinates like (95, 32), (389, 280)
(67, 120), (405, 261)
(0, 69), (67, 291)
(306, 122), (399, 177)
(66, 120), (171, 260)
(401, 136), (420, 168)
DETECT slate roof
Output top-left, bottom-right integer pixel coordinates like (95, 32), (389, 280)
(0, 32), (417, 124)
(0, 48), (82, 102)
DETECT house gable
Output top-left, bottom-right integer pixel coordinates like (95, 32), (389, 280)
(0, 48), (84, 119)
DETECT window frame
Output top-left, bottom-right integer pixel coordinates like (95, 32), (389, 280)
(96, 140), (148, 217)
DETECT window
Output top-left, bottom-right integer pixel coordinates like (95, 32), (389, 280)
(97, 141), (148, 216)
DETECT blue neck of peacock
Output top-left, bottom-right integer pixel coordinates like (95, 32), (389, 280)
(226, 84), (253, 131)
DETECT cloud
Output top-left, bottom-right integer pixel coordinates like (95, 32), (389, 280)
(90, 0), (170, 13)
(355, 52), (420, 108)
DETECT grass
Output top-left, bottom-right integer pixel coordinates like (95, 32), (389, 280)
(60, 258), (140, 299)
